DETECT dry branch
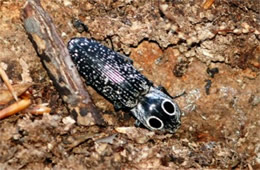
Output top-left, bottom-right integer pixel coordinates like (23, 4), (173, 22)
(22, 0), (104, 126)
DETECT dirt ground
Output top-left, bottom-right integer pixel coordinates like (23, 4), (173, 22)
(0, 0), (259, 169)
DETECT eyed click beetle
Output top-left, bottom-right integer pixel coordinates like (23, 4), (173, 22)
(68, 37), (181, 133)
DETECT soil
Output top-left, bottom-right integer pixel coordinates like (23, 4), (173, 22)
(0, 0), (259, 169)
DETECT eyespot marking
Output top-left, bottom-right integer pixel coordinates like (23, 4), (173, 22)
(147, 116), (164, 130)
(162, 99), (176, 116)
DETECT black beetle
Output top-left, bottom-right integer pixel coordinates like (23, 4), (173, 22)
(68, 38), (181, 133)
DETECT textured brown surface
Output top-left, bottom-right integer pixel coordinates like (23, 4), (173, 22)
(0, 0), (259, 169)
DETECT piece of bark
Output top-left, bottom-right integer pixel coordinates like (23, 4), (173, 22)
(22, 0), (104, 126)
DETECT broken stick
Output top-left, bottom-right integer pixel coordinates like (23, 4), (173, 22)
(22, 0), (104, 126)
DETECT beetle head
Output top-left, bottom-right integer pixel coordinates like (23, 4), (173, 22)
(131, 87), (181, 133)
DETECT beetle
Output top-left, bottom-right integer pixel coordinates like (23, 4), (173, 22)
(67, 37), (181, 133)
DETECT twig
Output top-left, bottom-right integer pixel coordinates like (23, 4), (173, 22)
(22, 0), (104, 126)
(27, 103), (51, 114)
(0, 65), (18, 101)
(202, 0), (215, 9)
(0, 98), (31, 120)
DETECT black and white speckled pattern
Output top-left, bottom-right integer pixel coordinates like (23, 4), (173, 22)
(68, 38), (151, 110)
(68, 37), (181, 133)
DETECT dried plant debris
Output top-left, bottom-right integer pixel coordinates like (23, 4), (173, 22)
(0, 83), (33, 105)
(72, 18), (89, 33)
(0, 0), (259, 169)
(0, 66), (18, 101)
(202, 0), (215, 9)
(115, 127), (155, 144)
(0, 98), (31, 119)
